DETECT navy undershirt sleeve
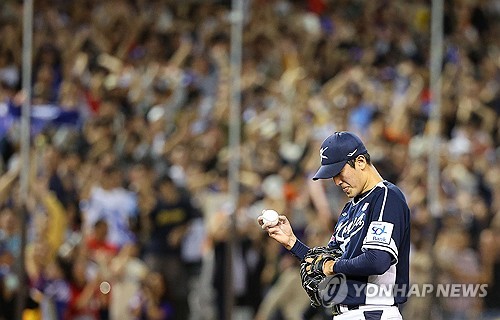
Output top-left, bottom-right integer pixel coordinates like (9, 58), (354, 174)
(289, 238), (310, 261)
(333, 249), (392, 276)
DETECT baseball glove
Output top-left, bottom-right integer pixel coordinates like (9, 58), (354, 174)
(300, 246), (343, 307)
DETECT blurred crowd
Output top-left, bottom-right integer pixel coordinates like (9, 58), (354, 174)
(0, 0), (498, 319)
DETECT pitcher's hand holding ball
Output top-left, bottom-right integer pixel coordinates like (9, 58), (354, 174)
(258, 210), (297, 250)
(261, 209), (279, 226)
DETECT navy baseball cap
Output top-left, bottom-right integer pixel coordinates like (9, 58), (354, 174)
(312, 132), (368, 180)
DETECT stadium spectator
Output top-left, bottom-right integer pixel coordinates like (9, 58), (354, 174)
(80, 165), (138, 249)
(129, 271), (174, 320)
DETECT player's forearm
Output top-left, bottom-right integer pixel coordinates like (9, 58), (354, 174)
(288, 238), (310, 261)
(333, 249), (392, 276)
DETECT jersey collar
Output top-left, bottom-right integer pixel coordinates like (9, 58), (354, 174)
(352, 180), (386, 205)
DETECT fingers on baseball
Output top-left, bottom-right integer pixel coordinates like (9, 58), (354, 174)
(260, 215), (286, 229)
(261, 220), (279, 230)
(267, 225), (280, 234)
(258, 216), (273, 229)
(257, 216), (264, 226)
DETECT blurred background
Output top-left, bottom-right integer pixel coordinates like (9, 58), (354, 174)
(0, 0), (498, 319)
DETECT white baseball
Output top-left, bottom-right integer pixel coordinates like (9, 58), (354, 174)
(262, 209), (279, 226)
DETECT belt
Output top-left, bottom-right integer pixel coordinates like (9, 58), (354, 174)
(332, 304), (398, 316)
(332, 304), (360, 316)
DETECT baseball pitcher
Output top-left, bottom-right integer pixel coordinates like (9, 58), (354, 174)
(259, 131), (410, 320)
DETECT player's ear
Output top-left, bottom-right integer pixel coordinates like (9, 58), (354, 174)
(356, 155), (367, 169)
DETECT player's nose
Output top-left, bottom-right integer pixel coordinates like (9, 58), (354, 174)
(333, 175), (342, 186)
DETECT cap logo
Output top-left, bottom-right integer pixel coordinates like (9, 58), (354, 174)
(320, 147), (329, 160)
(347, 149), (357, 157)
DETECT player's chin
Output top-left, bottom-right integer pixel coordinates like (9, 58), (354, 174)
(344, 189), (355, 198)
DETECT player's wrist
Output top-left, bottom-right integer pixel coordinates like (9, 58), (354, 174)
(324, 260), (336, 276)
(285, 235), (297, 250)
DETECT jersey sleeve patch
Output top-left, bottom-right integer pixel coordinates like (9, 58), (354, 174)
(365, 221), (394, 245)
(362, 221), (399, 264)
